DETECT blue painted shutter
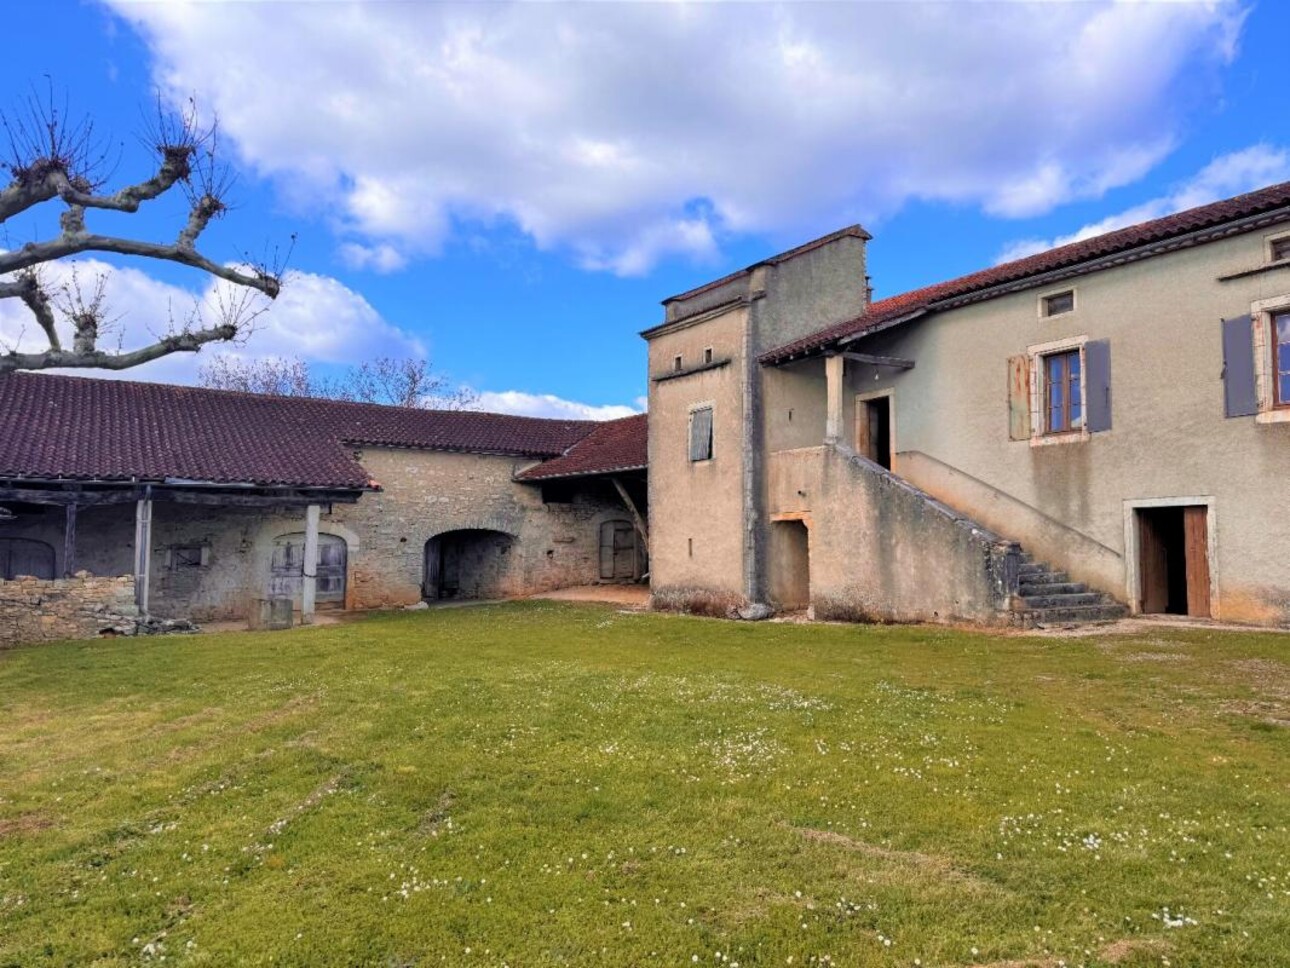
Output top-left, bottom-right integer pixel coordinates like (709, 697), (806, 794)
(1221, 315), (1257, 417)
(1084, 339), (1112, 432)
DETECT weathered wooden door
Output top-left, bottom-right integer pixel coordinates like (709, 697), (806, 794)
(599, 520), (637, 580)
(270, 533), (347, 604)
(439, 536), (462, 597)
(0, 538), (55, 580)
(1183, 506), (1211, 618)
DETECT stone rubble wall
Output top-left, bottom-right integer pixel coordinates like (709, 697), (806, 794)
(0, 573), (138, 647)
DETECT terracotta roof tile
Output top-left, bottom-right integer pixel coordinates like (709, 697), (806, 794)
(761, 179), (1290, 364)
(0, 372), (597, 490)
(516, 413), (647, 481)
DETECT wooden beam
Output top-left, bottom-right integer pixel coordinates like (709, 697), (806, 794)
(841, 351), (915, 370)
(0, 487), (136, 506)
(63, 504), (77, 577)
(610, 476), (649, 554)
(0, 486), (357, 509)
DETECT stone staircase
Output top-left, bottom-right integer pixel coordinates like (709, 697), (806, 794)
(1011, 553), (1128, 628)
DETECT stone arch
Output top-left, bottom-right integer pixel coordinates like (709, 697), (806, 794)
(0, 537), (56, 580)
(423, 527), (518, 601)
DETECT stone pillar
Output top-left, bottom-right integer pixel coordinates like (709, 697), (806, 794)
(134, 497), (152, 615)
(301, 503), (320, 624)
(825, 353), (845, 444)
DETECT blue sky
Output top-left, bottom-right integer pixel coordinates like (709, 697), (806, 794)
(4, 1), (1289, 418)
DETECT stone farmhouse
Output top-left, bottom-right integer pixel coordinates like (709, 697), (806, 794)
(0, 376), (646, 642)
(645, 180), (1290, 628)
(4, 178), (1290, 642)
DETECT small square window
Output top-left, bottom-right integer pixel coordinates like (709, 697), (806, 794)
(688, 406), (713, 461)
(673, 355), (683, 373)
(169, 545), (205, 569)
(703, 347), (713, 365)
(1042, 290), (1075, 317)
(1270, 237), (1290, 264)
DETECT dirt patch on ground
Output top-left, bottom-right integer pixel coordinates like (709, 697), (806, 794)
(0, 813), (53, 838)
(790, 825), (994, 890)
(967, 939), (1169, 968)
(528, 584), (650, 608)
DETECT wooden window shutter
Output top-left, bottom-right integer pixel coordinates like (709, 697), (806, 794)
(1221, 315), (1257, 417)
(1084, 339), (1112, 432)
(1007, 355), (1032, 440)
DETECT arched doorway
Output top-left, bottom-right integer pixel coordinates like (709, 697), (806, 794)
(0, 538), (56, 580)
(269, 532), (348, 605)
(423, 529), (514, 601)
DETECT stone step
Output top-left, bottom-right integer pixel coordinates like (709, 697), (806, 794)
(1015, 580), (1086, 597)
(1015, 591), (1105, 609)
(1014, 603), (1129, 627)
(1019, 569), (1068, 585)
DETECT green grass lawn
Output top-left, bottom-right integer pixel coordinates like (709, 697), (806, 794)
(1, 604), (1287, 967)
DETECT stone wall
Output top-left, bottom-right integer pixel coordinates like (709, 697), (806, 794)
(0, 574), (138, 647)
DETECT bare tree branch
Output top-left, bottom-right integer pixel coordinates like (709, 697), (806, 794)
(0, 232), (280, 297)
(0, 272), (59, 350)
(0, 87), (286, 372)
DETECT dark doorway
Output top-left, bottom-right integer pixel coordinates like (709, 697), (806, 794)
(856, 395), (892, 470)
(0, 537), (55, 580)
(599, 520), (639, 581)
(424, 529), (514, 600)
(1137, 506), (1210, 617)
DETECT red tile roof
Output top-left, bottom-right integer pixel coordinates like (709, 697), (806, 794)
(761, 179), (1290, 364)
(0, 372), (598, 490)
(516, 412), (648, 481)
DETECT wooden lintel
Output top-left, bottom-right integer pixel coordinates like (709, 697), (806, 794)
(0, 486), (357, 509)
(841, 351), (915, 370)
(610, 476), (649, 553)
(0, 487), (135, 506)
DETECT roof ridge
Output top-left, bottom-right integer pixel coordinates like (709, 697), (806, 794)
(761, 177), (1290, 364)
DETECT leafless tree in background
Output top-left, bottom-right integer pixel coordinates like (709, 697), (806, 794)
(198, 355), (479, 410)
(0, 85), (286, 373)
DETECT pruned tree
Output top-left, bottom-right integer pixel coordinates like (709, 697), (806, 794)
(198, 355), (479, 411)
(0, 86), (286, 373)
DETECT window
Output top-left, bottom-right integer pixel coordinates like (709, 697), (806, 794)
(689, 406), (713, 461)
(1270, 237), (1290, 264)
(1275, 311), (1290, 407)
(168, 545), (206, 569)
(703, 347), (713, 365)
(1043, 349), (1083, 433)
(1042, 290), (1075, 317)
(673, 355), (683, 373)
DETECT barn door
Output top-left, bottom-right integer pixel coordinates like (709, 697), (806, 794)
(599, 520), (636, 580)
(1137, 512), (1169, 614)
(440, 537), (462, 597)
(315, 537), (347, 603)
(270, 533), (347, 604)
(1183, 506), (1211, 618)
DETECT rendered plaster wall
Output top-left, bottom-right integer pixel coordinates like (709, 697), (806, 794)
(767, 446), (1017, 624)
(646, 306), (750, 613)
(831, 221), (1290, 624)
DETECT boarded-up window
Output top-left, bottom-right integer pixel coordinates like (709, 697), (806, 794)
(1221, 315), (1257, 418)
(689, 406), (713, 461)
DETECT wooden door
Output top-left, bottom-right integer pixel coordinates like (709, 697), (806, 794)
(1137, 512), (1169, 614)
(1183, 506), (1211, 618)
(440, 537), (462, 597)
(600, 520), (636, 580)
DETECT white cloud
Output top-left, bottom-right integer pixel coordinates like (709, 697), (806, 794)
(0, 260), (424, 384)
(474, 390), (641, 422)
(105, 0), (1243, 274)
(337, 242), (410, 274)
(997, 145), (1290, 263)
